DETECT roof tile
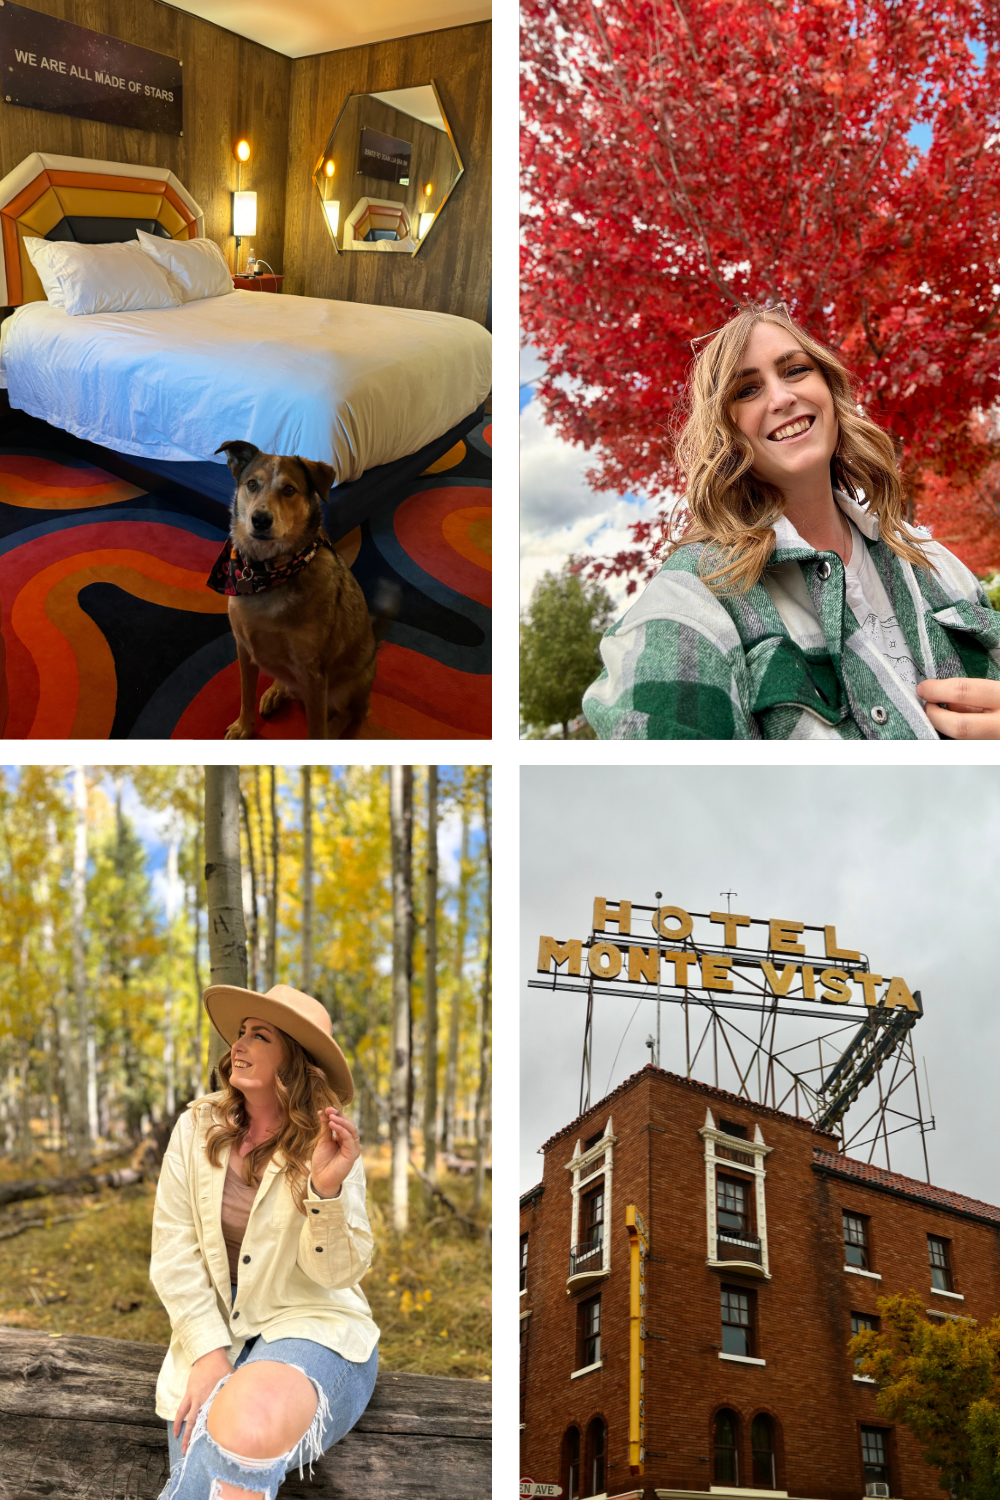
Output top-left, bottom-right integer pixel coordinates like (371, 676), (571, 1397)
(813, 1150), (1000, 1224)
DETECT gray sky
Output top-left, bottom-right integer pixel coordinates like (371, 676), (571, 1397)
(520, 766), (1000, 1204)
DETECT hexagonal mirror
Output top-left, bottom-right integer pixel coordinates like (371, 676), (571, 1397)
(312, 82), (463, 258)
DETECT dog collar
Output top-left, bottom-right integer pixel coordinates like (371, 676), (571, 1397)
(207, 535), (334, 597)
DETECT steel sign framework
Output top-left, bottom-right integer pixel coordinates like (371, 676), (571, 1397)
(529, 898), (934, 1178)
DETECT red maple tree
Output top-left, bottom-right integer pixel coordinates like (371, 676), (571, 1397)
(521, 0), (1000, 587)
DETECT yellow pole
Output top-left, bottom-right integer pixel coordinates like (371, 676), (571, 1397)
(625, 1204), (648, 1476)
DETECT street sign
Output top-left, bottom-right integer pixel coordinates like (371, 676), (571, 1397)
(520, 1483), (563, 1497)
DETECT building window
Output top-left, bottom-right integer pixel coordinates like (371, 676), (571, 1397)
(587, 1417), (606, 1496)
(861, 1426), (890, 1486)
(851, 1312), (879, 1369)
(843, 1211), (870, 1269)
(519, 1320), (529, 1425)
(721, 1285), (754, 1357)
(751, 1414), (776, 1488)
(580, 1294), (601, 1367)
(520, 1233), (529, 1292)
(928, 1235), (953, 1291)
(583, 1185), (605, 1250)
(717, 1174), (750, 1233)
(563, 1426), (581, 1500)
(713, 1408), (739, 1485)
(719, 1119), (749, 1140)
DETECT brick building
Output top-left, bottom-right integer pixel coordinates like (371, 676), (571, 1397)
(519, 1064), (1000, 1500)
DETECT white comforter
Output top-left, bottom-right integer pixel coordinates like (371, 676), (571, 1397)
(0, 290), (492, 482)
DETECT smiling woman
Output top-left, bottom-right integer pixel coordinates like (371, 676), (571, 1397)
(583, 302), (1000, 740)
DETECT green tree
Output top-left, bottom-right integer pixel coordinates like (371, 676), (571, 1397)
(520, 566), (614, 738)
(851, 1291), (1000, 1499)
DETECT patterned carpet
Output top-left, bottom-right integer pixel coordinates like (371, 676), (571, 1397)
(0, 420), (491, 739)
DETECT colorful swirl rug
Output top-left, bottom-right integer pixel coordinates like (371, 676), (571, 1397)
(0, 420), (491, 739)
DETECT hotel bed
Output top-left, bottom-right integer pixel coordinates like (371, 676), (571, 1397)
(0, 152), (491, 526)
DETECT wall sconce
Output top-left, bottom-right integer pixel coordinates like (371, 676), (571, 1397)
(324, 200), (340, 237)
(325, 159), (335, 179)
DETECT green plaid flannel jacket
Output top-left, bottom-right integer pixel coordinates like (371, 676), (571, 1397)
(583, 494), (1000, 740)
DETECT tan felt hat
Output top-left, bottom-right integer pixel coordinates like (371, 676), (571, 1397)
(203, 983), (354, 1104)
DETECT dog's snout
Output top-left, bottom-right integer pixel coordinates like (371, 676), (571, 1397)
(250, 510), (273, 533)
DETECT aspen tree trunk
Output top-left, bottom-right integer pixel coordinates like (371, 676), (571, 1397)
(71, 766), (93, 1159)
(302, 766), (313, 993)
(239, 790), (259, 992)
(252, 768), (266, 985)
(191, 824), (205, 1096)
(389, 766), (413, 1232)
(42, 819), (85, 1156)
(163, 829), (179, 1117)
(422, 767), (439, 1194)
(474, 769), (492, 1211)
(266, 767), (278, 989)
(443, 787), (470, 1154)
(203, 767), (247, 1078)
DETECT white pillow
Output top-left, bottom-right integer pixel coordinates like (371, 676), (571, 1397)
(136, 230), (234, 303)
(22, 236), (180, 315)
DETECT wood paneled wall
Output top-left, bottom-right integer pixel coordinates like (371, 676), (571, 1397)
(283, 22), (491, 324)
(0, 0), (292, 275)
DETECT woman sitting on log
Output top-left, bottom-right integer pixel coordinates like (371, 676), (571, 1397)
(583, 302), (1000, 739)
(151, 984), (379, 1500)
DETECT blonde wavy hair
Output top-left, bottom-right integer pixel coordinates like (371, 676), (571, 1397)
(673, 303), (929, 594)
(201, 1027), (343, 1217)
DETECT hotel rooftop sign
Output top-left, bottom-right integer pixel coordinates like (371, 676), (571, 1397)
(532, 897), (920, 1019)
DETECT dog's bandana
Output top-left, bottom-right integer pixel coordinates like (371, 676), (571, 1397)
(207, 535), (334, 596)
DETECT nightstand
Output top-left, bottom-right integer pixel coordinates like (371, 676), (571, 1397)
(232, 274), (283, 293)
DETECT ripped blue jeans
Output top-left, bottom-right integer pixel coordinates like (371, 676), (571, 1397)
(160, 1285), (378, 1500)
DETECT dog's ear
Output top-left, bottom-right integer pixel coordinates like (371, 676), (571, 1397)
(296, 457), (335, 502)
(215, 441), (261, 482)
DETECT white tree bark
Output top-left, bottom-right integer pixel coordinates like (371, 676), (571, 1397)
(302, 766), (314, 993)
(71, 767), (94, 1156)
(203, 766), (248, 1077)
(422, 767), (439, 1189)
(389, 766), (413, 1233)
(474, 770), (491, 1211)
(443, 792), (470, 1155)
(163, 828), (180, 1117)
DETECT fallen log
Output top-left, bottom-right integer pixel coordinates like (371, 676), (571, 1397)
(0, 1328), (491, 1500)
(0, 1167), (144, 1210)
(0, 1200), (110, 1243)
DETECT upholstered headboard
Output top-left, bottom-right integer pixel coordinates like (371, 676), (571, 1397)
(0, 153), (205, 305)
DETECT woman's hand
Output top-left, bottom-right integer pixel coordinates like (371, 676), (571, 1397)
(310, 1107), (361, 1199)
(916, 678), (1000, 738)
(174, 1347), (233, 1454)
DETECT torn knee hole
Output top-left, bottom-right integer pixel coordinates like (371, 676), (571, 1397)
(208, 1481), (267, 1500)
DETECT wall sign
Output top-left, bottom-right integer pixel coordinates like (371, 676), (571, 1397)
(0, 1), (182, 135)
(536, 896), (919, 1015)
(358, 126), (411, 184)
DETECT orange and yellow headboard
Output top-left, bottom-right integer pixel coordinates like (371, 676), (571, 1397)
(0, 152), (205, 305)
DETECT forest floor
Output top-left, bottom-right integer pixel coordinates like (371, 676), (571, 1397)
(0, 1142), (490, 1380)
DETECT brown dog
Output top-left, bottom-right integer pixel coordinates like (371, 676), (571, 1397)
(211, 441), (380, 739)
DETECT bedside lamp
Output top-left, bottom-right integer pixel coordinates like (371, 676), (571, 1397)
(232, 140), (257, 273)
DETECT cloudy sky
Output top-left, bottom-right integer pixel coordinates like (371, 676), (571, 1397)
(520, 765), (1000, 1205)
(519, 344), (667, 618)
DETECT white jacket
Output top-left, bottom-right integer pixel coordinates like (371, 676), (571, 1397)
(149, 1095), (379, 1420)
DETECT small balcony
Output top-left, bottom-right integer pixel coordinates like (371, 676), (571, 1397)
(567, 1239), (606, 1290)
(712, 1228), (767, 1278)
